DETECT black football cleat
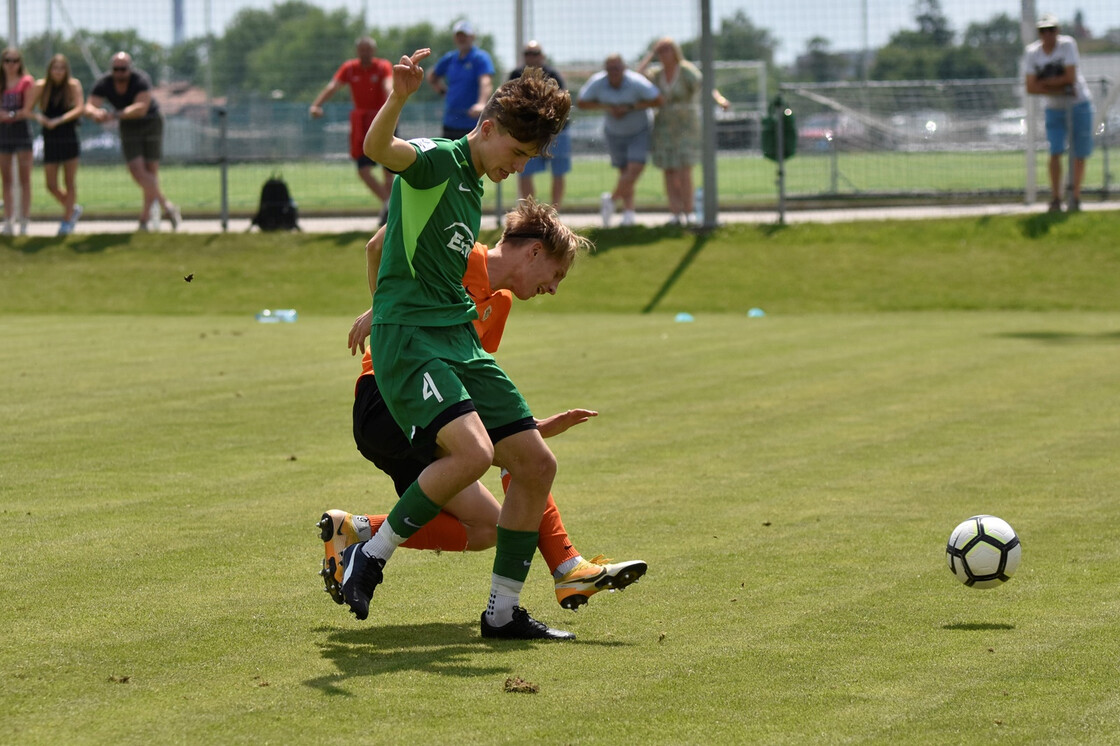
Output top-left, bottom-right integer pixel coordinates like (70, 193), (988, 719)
(481, 606), (575, 640)
(340, 542), (385, 621)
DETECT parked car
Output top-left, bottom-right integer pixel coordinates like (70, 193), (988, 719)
(796, 112), (867, 152)
(986, 108), (1026, 141)
(890, 109), (951, 144)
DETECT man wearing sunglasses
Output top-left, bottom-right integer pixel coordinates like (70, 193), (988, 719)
(1024, 13), (1094, 213)
(85, 52), (181, 231)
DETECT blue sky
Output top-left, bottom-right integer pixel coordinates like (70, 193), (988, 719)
(13, 0), (1120, 68)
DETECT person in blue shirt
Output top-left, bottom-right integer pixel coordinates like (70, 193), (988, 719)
(427, 21), (496, 139)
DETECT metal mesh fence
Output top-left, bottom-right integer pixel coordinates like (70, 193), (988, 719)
(5, 0), (1120, 220)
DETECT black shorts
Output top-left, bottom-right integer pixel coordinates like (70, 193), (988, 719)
(120, 116), (163, 162)
(353, 374), (431, 497)
(43, 130), (80, 163)
(0, 120), (32, 153)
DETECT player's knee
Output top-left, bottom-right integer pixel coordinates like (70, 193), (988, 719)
(460, 439), (495, 481)
(515, 447), (556, 491)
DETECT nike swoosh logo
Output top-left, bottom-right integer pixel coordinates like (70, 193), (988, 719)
(458, 183), (472, 192)
(523, 560), (532, 567)
(403, 517), (423, 529)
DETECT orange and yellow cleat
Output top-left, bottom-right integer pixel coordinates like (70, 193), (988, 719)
(554, 554), (647, 610)
(317, 510), (372, 604)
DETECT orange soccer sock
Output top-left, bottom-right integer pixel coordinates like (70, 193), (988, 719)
(363, 510), (469, 552)
(501, 471), (579, 575)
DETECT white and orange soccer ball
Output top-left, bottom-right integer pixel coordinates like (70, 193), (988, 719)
(946, 515), (1021, 588)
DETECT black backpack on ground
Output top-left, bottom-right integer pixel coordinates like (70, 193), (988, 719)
(250, 176), (300, 232)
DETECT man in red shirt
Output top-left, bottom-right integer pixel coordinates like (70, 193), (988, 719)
(310, 37), (393, 221)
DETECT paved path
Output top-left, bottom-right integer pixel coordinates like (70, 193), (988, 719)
(13, 199), (1119, 237)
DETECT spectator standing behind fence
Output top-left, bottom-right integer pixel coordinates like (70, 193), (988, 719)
(85, 52), (180, 232)
(1024, 13), (1094, 213)
(508, 41), (571, 209)
(577, 54), (662, 227)
(1, 47), (35, 236)
(31, 54), (84, 236)
(427, 21), (495, 139)
(310, 37), (394, 224)
(638, 37), (730, 226)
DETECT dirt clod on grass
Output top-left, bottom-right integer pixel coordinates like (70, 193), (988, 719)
(503, 676), (539, 694)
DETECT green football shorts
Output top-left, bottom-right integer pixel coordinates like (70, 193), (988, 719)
(370, 322), (533, 445)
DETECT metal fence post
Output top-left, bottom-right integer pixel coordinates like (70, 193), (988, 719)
(1100, 77), (1110, 199)
(776, 98), (786, 226)
(217, 106), (228, 232)
(699, 0), (718, 228)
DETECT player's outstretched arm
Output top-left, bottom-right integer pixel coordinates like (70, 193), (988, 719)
(536, 409), (598, 439)
(364, 49), (430, 172)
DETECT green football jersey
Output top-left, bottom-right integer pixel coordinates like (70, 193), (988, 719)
(372, 137), (483, 327)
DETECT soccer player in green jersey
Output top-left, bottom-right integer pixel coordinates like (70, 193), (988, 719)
(342, 48), (576, 640)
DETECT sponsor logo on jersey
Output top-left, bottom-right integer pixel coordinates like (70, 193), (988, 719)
(444, 222), (475, 258)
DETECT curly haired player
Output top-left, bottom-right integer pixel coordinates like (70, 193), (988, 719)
(340, 53), (608, 640)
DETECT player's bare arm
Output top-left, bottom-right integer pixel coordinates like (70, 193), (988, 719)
(348, 225), (386, 355)
(536, 409), (598, 439)
(364, 49), (430, 172)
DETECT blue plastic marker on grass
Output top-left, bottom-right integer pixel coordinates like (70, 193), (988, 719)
(256, 309), (298, 323)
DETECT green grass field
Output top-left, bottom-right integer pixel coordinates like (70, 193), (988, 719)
(31, 148), (1094, 219)
(3, 212), (1120, 743)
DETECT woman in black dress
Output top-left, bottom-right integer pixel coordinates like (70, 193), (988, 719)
(32, 54), (84, 235)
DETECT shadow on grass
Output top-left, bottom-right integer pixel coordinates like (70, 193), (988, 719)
(2, 234), (136, 254)
(755, 222), (790, 237)
(642, 231), (713, 313)
(305, 621), (629, 694)
(1019, 211), (1068, 238)
(321, 230), (371, 247)
(581, 224), (693, 257)
(996, 330), (1120, 345)
(941, 622), (1016, 631)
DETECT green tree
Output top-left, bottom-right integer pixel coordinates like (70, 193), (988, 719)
(680, 10), (776, 64)
(20, 29), (167, 84)
(869, 0), (1017, 81)
(914, 0), (953, 47)
(791, 36), (849, 82)
(210, 3), (296, 98)
(962, 13), (1022, 78)
(167, 37), (209, 85)
(248, 7), (361, 100)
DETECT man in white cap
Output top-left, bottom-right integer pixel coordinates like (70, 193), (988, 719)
(1024, 12), (1094, 212)
(428, 20), (495, 139)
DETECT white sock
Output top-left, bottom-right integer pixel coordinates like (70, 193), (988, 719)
(553, 555), (584, 580)
(362, 521), (404, 562)
(485, 574), (525, 626)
